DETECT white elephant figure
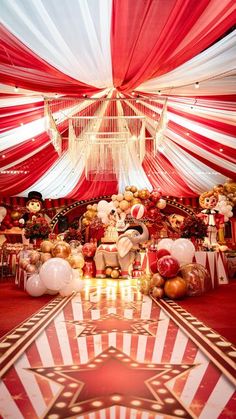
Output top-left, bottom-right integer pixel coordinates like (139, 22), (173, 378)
(94, 222), (149, 278)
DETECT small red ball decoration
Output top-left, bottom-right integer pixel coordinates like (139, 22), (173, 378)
(130, 204), (146, 220)
(82, 242), (96, 258)
(164, 277), (187, 299)
(157, 255), (180, 278)
(150, 190), (162, 203)
(150, 260), (158, 274)
(156, 249), (171, 259)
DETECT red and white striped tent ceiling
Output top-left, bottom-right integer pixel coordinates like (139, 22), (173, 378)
(0, 0), (235, 200)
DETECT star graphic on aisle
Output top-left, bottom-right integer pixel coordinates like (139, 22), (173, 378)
(68, 313), (158, 336)
(29, 346), (194, 418)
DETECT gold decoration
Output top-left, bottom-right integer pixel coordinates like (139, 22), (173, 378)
(40, 252), (52, 263)
(52, 241), (71, 259)
(40, 240), (54, 253)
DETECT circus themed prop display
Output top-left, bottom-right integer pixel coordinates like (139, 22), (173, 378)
(198, 183), (234, 249)
(138, 238), (209, 299)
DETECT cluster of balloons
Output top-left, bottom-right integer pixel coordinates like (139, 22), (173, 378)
(0, 206), (25, 230)
(81, 203), (98, 227)
(139, 237), (205, 299)
(24, 239), (85, 297)
(214, 181), (236, 208)
(111, 186), (166, 220)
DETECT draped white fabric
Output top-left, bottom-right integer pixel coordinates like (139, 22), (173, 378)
(156, 137), (228, 194)
(139, 31), (236, 93)
(20, 152), (85, 198)
(0, 0), (113, 87)
(0, 118), (46, 151)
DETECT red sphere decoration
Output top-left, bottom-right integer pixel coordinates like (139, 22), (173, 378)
(82, 242), (96, 258)
(150, 260), (158, 274)
(164, 277), (187, 299)
(157, 255), (180, 278)
(150, 190), (162, 203)
(156, 249), (171, 259)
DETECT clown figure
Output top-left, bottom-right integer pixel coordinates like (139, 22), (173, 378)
(19, 191), (44, 226)
(198, 191), (224, 249)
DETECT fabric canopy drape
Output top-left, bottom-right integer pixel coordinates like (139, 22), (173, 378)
(0, 0), (235, 199)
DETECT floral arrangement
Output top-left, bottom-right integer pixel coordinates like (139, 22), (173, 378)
(24, 217), (51, 239)
(63, 227), (82, 243)
(180, 216), (207, 239)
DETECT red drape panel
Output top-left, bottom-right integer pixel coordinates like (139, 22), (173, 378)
(66, 171), (118, 200)
(143, 152), (196, 197)
(0, 144), (58, 197)
(111, 0), (236, 92)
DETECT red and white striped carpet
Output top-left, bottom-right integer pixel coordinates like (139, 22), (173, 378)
(0, 279), (235, 418)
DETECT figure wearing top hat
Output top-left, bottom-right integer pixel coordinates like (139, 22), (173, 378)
(19, 191), (44, 226)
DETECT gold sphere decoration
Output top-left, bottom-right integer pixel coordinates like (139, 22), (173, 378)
(130, 186), (137, 193)
(40, 240), (54, 253)
(25, 264), (37, 274)
(67, 254), (84, 269)
(119, 200), (130, 211)
(111, 269), (120, 279)
(40, 252), (52, 263)
(124, 191), (133, 201)
(105, 266), (113, 277)
(11, 210), (21, 220)
(30, 250), (40, 265)
(52, 241), (71, 259)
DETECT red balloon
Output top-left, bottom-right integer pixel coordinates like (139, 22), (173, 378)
(150, 190), (162, 203)
(150, 260), (158, 274)
(156, 249), (171, 259)
(157, 255), (180, 278)
(82, 242), (96, 258)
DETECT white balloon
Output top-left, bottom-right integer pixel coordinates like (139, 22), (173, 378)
(59, 269), (84, 297)
(171, 239), (195, 265)
(157, 238), (174, 252)
(97, 200), (109, 212)
(40, 258), (72, 291)
(46, 289), (58, 295)
(157, 199), (166, 209)
(26, 274), (47, 297)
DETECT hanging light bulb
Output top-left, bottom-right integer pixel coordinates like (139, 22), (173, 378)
(195, 82), (199, 89)
(14, 86), (19, 92)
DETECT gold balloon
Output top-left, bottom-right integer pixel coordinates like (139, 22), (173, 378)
(151, 273), (165, 288)
(26, 264), (37, 274)
(164, 277), (187, 299)
(119, 200), (130, 211)
(125, 186), (131, 191)
(179, 263), (210, 296)
(124, 191), (133, 201)
(224, 181), (236, 195)
(133, 192), (139, 198)
(111, 269), (120, 279)
(82, 218), (90, 226)
(105, 266), (113, 277)
(130, 185), (137, 193)
(52, 241), (71, 259)
(131, 198), (141, 206)
(152, 286), (164, 299)
(30, 250), (40, 265)
(40, 252), (52, 263)
(40, 240), (54, 253)
(20, 259), (29, 269)
(67, 254), (84, 269)
(85, 210), (95, 220)
(11, 210), (21, 220)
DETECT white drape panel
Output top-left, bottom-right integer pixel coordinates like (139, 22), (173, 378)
(139, 31), (236, 93)
(0, 95), (42, 108)
(166, 129), (236, 171)
(20, 152), (85, 198)
(0, 118), (46, 151)
(157, 137), (227, 194)
(139, 100), (236, 148)
(0, 0), (113, 88)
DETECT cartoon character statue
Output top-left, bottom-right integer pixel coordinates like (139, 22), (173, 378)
(197, 191), (224, 249)
(19, 191), (44, 226)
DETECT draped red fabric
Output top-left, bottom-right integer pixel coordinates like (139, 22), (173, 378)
(111, 0), (236, 92)
(168, 106), (236, 137)
(0, 105), (44, 133)
(0, 25), (100, 95)
(168, 121), (236, 163)
(143, 152), (196, 197)
(0, 133), (51, 168)
(0, 144), (57, 197)
(67, 171), (118, 200)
